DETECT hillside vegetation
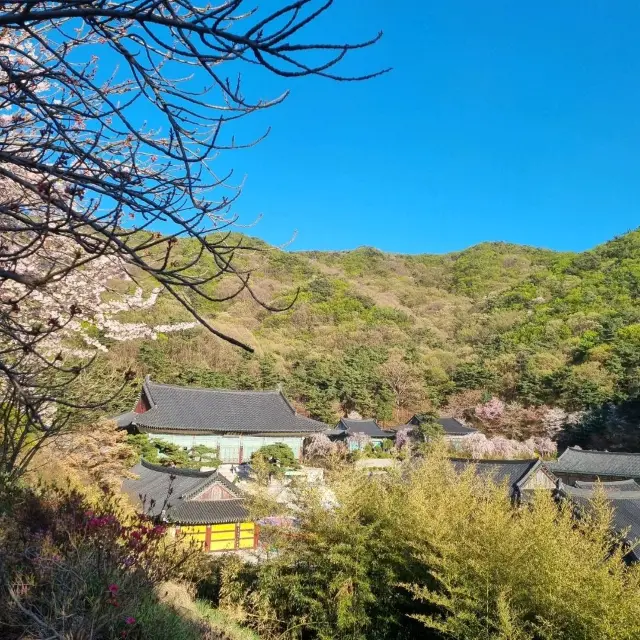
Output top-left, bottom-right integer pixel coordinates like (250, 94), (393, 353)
(94, 229), (640, 441)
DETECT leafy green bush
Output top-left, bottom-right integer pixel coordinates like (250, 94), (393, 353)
(251, 443), (299, 484)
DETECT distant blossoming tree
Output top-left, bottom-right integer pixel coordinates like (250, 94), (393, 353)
(347, 433), (372, 451)
(460, 433), (492, 459)
(394, 427), (412, 451)
(305, 433), (338, 461)
(0, 2), (385, 479)
(474, 397), (506, 422)
(459, 433), (556, 460)
(528, 436), (557, 459)
(542, 406), (583, 438)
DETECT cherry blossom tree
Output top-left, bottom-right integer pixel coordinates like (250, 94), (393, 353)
(460, 433), (492, 459)
(347, 433), (371, 451)
(0, 2), (385, 479)
(542, 406), (583, 439)
(305, 433), (338, 461)
(459, 433), (557, 460)
(526, 436), (557, 459)
(394, 427), (412, 451)
(474, 397), (505, 422)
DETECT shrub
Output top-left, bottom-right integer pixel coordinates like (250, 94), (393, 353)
(0, 481), (203, 639)
(128, 435), (221, 469)
(251, 443), (299, 484)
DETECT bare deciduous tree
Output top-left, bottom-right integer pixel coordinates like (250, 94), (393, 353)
(0, 1), (386, 478)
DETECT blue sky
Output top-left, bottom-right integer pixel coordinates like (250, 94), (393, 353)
(153, 1), (640, 254)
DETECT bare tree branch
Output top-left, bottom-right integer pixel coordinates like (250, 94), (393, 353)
(0, 1), (386, 478)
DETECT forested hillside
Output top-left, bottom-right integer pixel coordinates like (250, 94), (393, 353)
(93, 228), (640, 446)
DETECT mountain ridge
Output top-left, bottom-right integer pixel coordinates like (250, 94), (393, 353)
(90, 228), (640, 438)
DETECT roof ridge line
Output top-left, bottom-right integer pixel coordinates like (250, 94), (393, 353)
(567, 489), (640, 499)
(279, 390), (298, 415)
(142, 375), (157, 407)
(146, 378), (281, 395)
(567, 447), (640, 457)
(576, 479), (639, 486)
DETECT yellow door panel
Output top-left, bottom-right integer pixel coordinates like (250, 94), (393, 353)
(212, 524), (236, 532)
(210, 539), (236, 551)
(181, 526), (207, 533)
(238, 538), (255, 549)
(211, 532), (236, 541)
(239, 523), (254, 531)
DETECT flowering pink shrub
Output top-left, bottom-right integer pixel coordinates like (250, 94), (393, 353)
(460, 433), (491, 459)
(490, 436), (515, 458)
(0, 483), (202, 638)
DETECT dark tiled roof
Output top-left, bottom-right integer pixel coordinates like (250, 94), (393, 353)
(337, 418), (395, 438)
(111, 410), (137, 428)
(451, 458), (546, 494)
(438, 417), (477, 436)
(169, 499), (249, 525)
(408, 415), (477, 436)
(562, 481), (640, 561)
(122, 460), (249, 525)
(574, 479), (640, 493)
(131, 377), (327, 434)
(554, 447), (640, 479)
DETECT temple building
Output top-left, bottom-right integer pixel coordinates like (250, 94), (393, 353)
(122, 460), (257, 552)
(116, 376), (327, 464)
(328, 417), (396, 449)
(451, 458), (557, 501)
(406, 414), (478, 445)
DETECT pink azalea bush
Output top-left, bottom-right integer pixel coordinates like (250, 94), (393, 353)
(0, 483), (204, 639)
